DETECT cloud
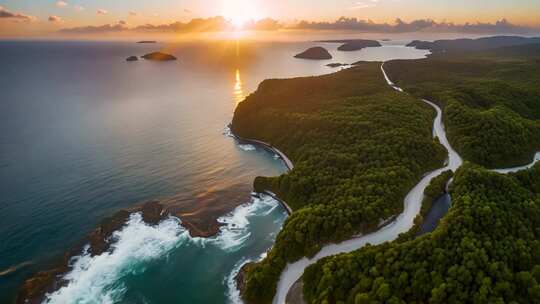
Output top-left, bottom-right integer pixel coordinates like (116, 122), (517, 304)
(97, 9), (108, 15)
(56, 1), (68, 8)
(350, 0), (380, 9)
(244, 18), (282, 31)
(134, 16), (230, 32)
(74, 5), (84, 12)
(292, 17), (534, 34)
(61, 21), (128, 34)
(0, 6), (36, 22)
(58, 16), (537, 35)
(184, 9), (192, 14)
(48, 15), (62, 23)
(129, 11), (138, 16)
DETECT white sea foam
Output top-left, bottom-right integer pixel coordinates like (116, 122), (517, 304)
(225, 241), (276, 304)
(238, 144), (256, 151)
(223, 125), (234, 137)
(226, 258), (249, 304)
(44, 213), (187, 304)
(208, 194), (283, 252)
(42, 194), (284, 304)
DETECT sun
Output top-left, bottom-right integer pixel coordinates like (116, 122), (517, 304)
(222, 0), (260, 29)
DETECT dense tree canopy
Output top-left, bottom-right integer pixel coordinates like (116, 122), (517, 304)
(385, 45), (540, 168)
(232, 63), (446, 303)
(303, 163), (540, 304)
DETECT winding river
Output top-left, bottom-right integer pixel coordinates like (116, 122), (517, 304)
(267, 63), (540, 304)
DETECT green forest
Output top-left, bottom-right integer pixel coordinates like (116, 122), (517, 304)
(384, 45), (540, 168)
(231, 63), (447, 303)
(303, 163), (540, 304)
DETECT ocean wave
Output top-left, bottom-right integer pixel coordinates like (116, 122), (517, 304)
(43, 195), (283, 304)
(44, 213), (187, 304)
(223, 125), (234, 138)
(205, 194), (282, 252)
(225, 249), (272, 304)
(0, 261), (33, 277)
(238, 144), (256, 151)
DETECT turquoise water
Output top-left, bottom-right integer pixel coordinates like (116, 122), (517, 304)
(0, 39), (428, 303)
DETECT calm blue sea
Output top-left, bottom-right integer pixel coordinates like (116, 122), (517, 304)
(0, 39), (428, 303)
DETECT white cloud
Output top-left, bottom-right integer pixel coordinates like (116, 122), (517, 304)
(97, 9), (108, 15)
(74, 5), (84, 12)
(56, 1), (68, 8)
(350, 0), (379, 9)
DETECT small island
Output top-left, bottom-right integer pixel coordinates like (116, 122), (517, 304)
(294, 47), (332, 60)
(126, 56), (139, 62)
(137, 40), (157, 44)
(317, 39), (382, 51)
(141, 52), (177, 61)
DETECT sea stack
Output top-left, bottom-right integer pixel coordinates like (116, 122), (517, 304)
(294, 47), (332, 60)
(141, 52), (177, 61)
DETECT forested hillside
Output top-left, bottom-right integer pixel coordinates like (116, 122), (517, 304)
(303, 163), (540, 304)
(231, 63), (446, 303)
(385, 45), (540, 168)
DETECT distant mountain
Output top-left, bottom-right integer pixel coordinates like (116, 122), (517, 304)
(407, 36), (540, 53)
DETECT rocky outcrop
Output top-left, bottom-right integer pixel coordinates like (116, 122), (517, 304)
(16, 201), (168, 304)
(294, 47), (332, 60)
(126, 56), (138, 61)
(235, 262), (254, 298)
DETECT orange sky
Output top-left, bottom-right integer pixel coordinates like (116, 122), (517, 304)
(1, 0), (539, 37)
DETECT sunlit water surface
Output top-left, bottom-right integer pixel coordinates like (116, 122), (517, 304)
(0, 39), (428, 303)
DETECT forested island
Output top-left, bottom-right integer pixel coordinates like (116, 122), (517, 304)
(294, 47), (333, 60)
(385, 44), (540, 168)
(232, 63), (446, 303)
(318, 39), (382, 51)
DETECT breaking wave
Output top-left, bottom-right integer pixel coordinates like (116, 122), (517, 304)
(43, 195), (283, 304)
(44, 213), (187, 304)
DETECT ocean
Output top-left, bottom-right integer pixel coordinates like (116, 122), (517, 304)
(0, 38), (428, 303)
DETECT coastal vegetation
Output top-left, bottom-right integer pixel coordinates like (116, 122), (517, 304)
(303, 163), (540, 304)
(231, 63), (447, 303)
(141, 51), (177, 61)
(317, 39), (382, 51)
(406, 36), (540, 53)
(385, 44), (540, 168)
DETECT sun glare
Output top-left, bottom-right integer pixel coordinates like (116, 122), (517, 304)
(222, 0), (260, 29)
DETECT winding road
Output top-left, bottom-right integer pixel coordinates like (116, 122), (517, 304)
(269, 62), (540, 304)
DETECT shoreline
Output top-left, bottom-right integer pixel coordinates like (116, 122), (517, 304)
(228, 125), (295, 215)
